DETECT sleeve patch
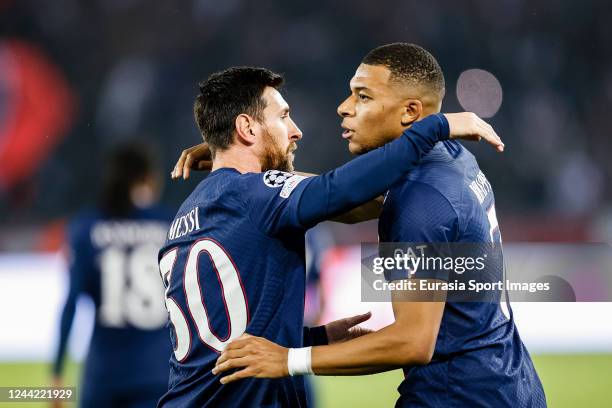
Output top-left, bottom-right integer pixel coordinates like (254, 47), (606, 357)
(280, 175), (308, 198)
(263, 170), (294, 188)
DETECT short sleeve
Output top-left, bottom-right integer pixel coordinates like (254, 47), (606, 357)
(383, 181), (459, 282)
(243, 170), (314, 237)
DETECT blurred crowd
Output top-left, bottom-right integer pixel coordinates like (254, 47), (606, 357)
(0, 0), (610, 249)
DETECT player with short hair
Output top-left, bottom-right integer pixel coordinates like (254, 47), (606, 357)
(52, 142), (173, 407)
(158, 66), (502, 407)
(211, 44), (546, 407)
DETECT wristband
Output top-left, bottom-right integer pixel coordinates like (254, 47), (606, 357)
(309, 325), (329, 346)
(287, 347), (313, 376)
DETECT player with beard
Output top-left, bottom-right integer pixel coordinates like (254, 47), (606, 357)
(158, 66), (502, 407)
(206, 45), (546, 407)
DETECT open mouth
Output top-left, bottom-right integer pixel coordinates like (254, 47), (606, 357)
(341, 125), (355, 139)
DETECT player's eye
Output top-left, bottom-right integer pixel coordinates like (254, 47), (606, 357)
(358, 93), (371, 101)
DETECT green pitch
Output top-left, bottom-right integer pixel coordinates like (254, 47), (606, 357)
(0, 354), (610, 407)
(314, 354), (612, 407)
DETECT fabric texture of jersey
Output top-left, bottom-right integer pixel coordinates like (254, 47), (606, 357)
(379, 140), (547, 408)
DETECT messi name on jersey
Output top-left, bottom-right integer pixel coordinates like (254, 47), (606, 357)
(468, 170), (492, 204)
(168, 207), (200, 240)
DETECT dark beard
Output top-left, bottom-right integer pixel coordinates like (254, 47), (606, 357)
(260, 128), (295, 172)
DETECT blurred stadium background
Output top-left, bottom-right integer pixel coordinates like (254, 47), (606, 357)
(0, 0), (610, 407)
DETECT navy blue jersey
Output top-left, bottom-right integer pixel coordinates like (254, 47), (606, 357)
(379, 140), (546, 407)
(157, 114), (451, 408)
(53, 206), (173, 397)
(158, 169), (312, 408)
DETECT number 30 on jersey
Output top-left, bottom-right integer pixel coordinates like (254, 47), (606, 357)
(159, 239), (249, 361)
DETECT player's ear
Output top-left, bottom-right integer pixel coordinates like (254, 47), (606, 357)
(235, 114), (257, 145)
(400, 99), (423, 127)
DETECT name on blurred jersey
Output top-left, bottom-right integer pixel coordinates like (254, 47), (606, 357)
(168, 207), (200, 240)
(91, 221), (169, 247)
(469, 170), (492, 204)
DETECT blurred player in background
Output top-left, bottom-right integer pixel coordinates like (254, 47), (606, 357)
(211, 44), (546, 407)
(160, 66), (501, 407)
(303, 225), (336, 408)
(52, 142), (172, 408)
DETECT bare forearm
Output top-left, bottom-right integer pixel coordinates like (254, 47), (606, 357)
(314, 364), (399, 376)
(311, 323), (425, 375)
(213, 301), (443, 383)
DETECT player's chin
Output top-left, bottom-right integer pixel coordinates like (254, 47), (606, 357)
(347, 140), (368, 156)
(285, 154), (295, 172)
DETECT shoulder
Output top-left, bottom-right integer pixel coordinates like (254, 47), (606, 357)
(182, 169), (246, 209)
(243, 170), (298, 187)
(68, 209), (99, 235)
(382, 181), (460, 242)
(66, 210), (101, 248)
(403, 142), (486, 215)
(406, 143), (465, 199)
(390, 181), (459, 221)
(242, 170), (310, 201)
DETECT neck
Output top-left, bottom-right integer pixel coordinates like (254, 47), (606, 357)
(212, 146), (262, 174)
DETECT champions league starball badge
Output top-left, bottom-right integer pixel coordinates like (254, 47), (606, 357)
(263, 170), (293, 188)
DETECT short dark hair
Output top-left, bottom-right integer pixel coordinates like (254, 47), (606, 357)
(194, 66), (284, 154)
(362, 43), (445, 97)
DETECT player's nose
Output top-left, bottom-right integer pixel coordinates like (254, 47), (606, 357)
(289, 119), (302, 141)
(337, 96), (354, 117)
